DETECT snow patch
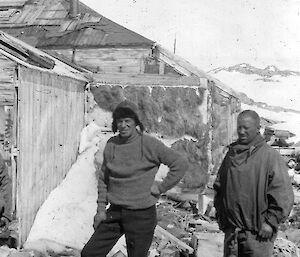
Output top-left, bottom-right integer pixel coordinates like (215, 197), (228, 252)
(78, 122), (102, 153)
(267, 65), (276, 72)
(241, 103), (300, 125)
(240, 63), (248, 68)
(24, 123), (110, 252)
(241, 103), (300, 145)
(86, 105), (113, 129)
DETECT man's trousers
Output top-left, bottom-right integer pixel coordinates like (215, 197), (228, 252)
(223, 227), (275, 257)
(81, 204), (157, 257)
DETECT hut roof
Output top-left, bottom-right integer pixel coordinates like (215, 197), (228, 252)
(154, 44), (239, 99)
(0, 0), (153, 49)
(0, 0), (238, 98)
(0, 30), (87, 81)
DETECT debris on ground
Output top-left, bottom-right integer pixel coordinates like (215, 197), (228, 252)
(0, 123), (298, 256)
(192, 232), (224, 257)
(273, 237), (300, 257)
(149, 193), (220, 256)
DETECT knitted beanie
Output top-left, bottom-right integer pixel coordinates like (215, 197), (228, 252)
(112, 100), (144, 133)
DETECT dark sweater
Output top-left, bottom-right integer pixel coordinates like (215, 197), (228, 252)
(95, 133), (188, 212)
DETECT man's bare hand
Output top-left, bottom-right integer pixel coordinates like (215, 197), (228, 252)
(93, 212), (107, 230)
(150, 183), (161, 198)
(258, 222), (273, 239)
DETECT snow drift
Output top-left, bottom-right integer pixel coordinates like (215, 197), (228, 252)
(24, 122), (111, 253)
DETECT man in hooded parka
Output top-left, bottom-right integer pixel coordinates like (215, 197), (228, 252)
(214, 110), (294, 257)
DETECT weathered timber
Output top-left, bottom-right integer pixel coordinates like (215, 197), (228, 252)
(17, 66), (85, 244)
(154, 225), (194, 254)
(92, 73), (203, 87)
(70, 48), (151, 73)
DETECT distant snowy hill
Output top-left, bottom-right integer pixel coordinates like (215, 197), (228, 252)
(211, 63), (300, 78)
(209, 64), (300, 145)
(209, 63), (300, 112)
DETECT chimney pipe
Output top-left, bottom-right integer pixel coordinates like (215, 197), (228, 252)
(70, 0), (79, 18)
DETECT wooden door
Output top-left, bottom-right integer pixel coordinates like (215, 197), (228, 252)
(0, 93), (18, 219)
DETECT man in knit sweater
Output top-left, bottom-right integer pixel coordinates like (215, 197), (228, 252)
(81, 100), (188, 257)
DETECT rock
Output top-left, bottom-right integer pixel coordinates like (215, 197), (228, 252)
(279, 229), (300, 246)
(189, 219), (220, 233)
(24, 239), (81, 256)
(294, 189), (300, 204)
(273, 237), (300, 257)
(192, 232), (224, 257)
(289, 169), (296, 179)
(160, 247), (180, 257)
(294, 174), (300, 185)
(0, 246), (11, 257)
(148, 249), (159, 257)
(107, 236), (127, 257)
(111, 251), (126, 257)
(8, 252), (32, 257)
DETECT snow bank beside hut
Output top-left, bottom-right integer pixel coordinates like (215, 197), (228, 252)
(24, 122), (110, 253)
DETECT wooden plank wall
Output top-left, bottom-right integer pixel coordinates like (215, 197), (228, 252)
(0, 54), (17, 105)
(48, 48), (151, 74)
(17, 66), (85, 244)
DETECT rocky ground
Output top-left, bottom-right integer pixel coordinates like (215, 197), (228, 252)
(1, 121), (299, 257)
(0, 188), (300, 257)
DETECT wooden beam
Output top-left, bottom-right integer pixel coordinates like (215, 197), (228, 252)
(0, 33), (55, 69)
(154, 225), (194, 254)
(188, 219), (220, 232)
(157, 52), (192, 76)
(140, 57), (145, 74)
(159, 61), (165, 75)
(92, 73), (205, 88)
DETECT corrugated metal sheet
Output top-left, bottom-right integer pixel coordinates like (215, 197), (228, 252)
(17, 66), (85, 244)
(0, 0), (153, 48)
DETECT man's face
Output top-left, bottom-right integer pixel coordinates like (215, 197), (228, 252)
(117, 117), (137, 138)
(237, 116), (259, 144)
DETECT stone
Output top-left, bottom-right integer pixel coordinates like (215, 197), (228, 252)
(8, 251), (32, 257)
(192, 232), (224, 257)
(0, 246), (11, 257)
(273, 237), (300, 257)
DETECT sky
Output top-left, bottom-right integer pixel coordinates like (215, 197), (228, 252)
(80, 0), (300, 72)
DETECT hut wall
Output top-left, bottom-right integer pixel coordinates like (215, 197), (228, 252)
(48, 48), (152, 74)
(0, 54), (18, 219)
(90, 75), (210, 191)
(209, 80), (240, 174)
(16, 66), (85, 244)
(0, 53), (17, 161)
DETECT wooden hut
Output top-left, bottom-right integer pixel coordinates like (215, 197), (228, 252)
(0, 0), (241, 173)
(0, 0), (242, 213)
(89, 47), (240, 186)
(0, 31), (87, 245)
